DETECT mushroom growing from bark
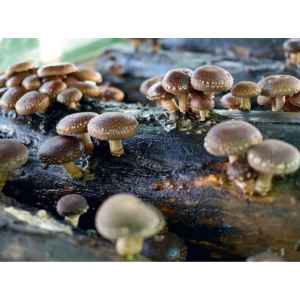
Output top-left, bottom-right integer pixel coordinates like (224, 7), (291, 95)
(247, 139), (300, 196)
(258, 75), (300, 111)
(189, 90), (215, 121)
(140, 75), (163, 96)
(56, 194), (89, 227)
(283, 39), (300, 66)
(95, 193), (165, 259)
(38, 136), (84, 179)
(231, 81), (261, 111)
(220, 93), (241, 110)
(0, 139), (28, 191)
(162, 68), (192, 114)
(204, 120), (263, 163)
(39, 79), (67, 98)
(88, 112), (139, 157)
(56, 112), (98, 154)
(0, 86), (26, 112)
(56, 88), (83, 110)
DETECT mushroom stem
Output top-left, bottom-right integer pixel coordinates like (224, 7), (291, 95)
(199, 110), (207, 122)
(65, 214), (80, 227)
(228, 155), (238, 163)
(80, 133), (94, 155)
(272, 96), (285, 112)
(62, 162), (83, 179)
(116, 236), (144, 259)
(240, 98), (251, 111)
(254, 173), (273, 196)
(177, 94), (189, 114)
(109, 140), (124, 157)
(0, 172), (8, 191)
(160, 99), (178, 121)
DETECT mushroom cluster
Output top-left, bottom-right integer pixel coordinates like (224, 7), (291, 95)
(141, 65), (233, 122)
(0, 61), (124, 115)
(205, 120), (300, 196)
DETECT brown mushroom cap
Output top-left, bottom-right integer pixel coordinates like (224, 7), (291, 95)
(247, 139), (300, 175)
(88, 112), (138, 141)
(0, 87), (26, 111)
(288, 91), (300, 107)
(283, 39), (300, 53)
(15, 91), (50, 115)
(147, 82), (174, 102)
(72, 69), (102, 83)
(37, 63), (78, 77)
(189, 90), (215, 110)
(38, 136), (82, 165)
(56, 194), (89, 217)
(6, 70), (37, 88)
(204, 120), (263, 157)
(231, 81), (261, 98)
(22, 74), (41, 90)
(0, 139), (28, 171)
(5, 61), (36, 78)
(39, 79), (67, 97)
(220, 93), (241, 109)
(140, 75), (163, 96)
(98, 86), (125, 102)
(56, 87), (83, 106)
(68, 81), (101, 97)
(162, 68), (192, 95)
(56, 112), (98, 136)
(191, 65), (233, 93)
(258, 75), (300, 97)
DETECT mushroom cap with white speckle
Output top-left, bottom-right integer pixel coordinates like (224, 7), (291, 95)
(162, 68), (192, 95)
(57, 194), (89, 217)
(88, 112), (138, 141)
(37, 63), (78, 77)
(56, 88), (83, 106)
(191, 65), (233, 93)
(95, 193), (165, 240)
(231, 81), (261, 98)
(147, 82), (174, 101)
(68, 81), (101, 97)
(283, 39), (300, 53)
(247, 139), (300, 175)
(204, 120), (263, 157)
(140, 75), (163, 96)
(56, 112), (98, 136)
(0, 139), (28, 171)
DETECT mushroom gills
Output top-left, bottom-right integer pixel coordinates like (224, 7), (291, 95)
(116, 236), (144, 260)
(62, 162), (83, 179)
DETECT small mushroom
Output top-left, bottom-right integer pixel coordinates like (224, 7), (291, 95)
(68, 81), (101, 98)
(72, 68), (103, 83)
(140, 75), (163, 96)
(283, 39), (300, 66)
(56, 112), (98, 154)
(95, 193), (165, 259)
(15, 91), (50, 115)
(189, 90), (215, 121)
(162, 68), (192, 114)
(147, 81), (178, 121)
(204, 120), (263, 163)
(39, 79), (67, 98)
(38, 136), (84, 179)
(231, 81), (261, 111)
(37, 63), (78, 77)
(56, 87), (83, 110)
(5, 61), (36, 78)
(88, 112), (139, 157)
(257, 95), (272, 107)
(56, 194), (89, 227)
(191, 65), (233, 100)
(98, 86), (125, 102)
(247, 139), (300, 196)
(0, 139), (28, 191)
(220, 93), (241, 110)
(258, 75), (300, 111)
(22, 74), (41, 90)
(0, 86), (26, 112)
(6, 70), (37, 88)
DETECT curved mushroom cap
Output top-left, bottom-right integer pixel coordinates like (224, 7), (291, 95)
(247, 139), (300, 175)
(258, 75), (300, 97)
(257, 95), (272, 106)
(22, 74), (41, 90)
(231, 81), (261, 98)
(38, 136), (82, 165)
(95, 193), (165, 240)
(140, 75), (163, 96)
(98, 86), (125, 102)
(189, 90), (215, 110)
(147, 82), (174, 101)
(72, 69), (102, 83)
(191, 65), (233, 93)
(220, 93), (241, 109)
(204, 120), (263, 157)
(0, 87), (26, 111)
(57, 87), (83, 106)
(6, 70), (36, 88)
(39, 79), (67, 97)
(162, 68), (192, 95)
(68, 81), (101, 97)
(56, 194), (89, 217)
(5, 61), (35, 78)
(283, 39), (300, 53)
(15, 91), (50, 115)
(37, 63), (78, 77)
(0, 139), (28, 171)
(88, 112), (139, 141)
(56, 112), (98, 136)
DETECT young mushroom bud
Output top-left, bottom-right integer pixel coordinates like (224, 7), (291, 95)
(15, 91), (50, 115)
(147, 81), (178, 121)
(162, 68), (192, 114)
(68, 81), (101, 98)
(231, 81), (261, 111)
(95, 193), (165, 259)
(0, 86), (26, 112)
(56, 88), (83, 110)
(98, 86), (125, 102)
(5, 61), (36, 78)
(39, 79), (67, 98)
(140, 75), (163, 96)
(189, 90), (215, 121)
(0, 139), (28, 191)
(258, 75), (300, 111)
(38, 136), (84, 179)
(283, 39), (300, 66)
(88, 112), (139, 157)
(56, 194), (89, 227)
(37, 63), (78, 77)
(56, 112), (98, 154)
(72, 68), (103, 84)
(247, 139), (300, 196)
(220, 93), (241, 110)
(22, 74), (41, 90)
(191, 65), (233, 100)
(204, 120), (263, 163)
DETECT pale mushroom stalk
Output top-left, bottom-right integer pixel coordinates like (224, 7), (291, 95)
(177, 94), (189, 114)
(160, 99), (178, 121)
(116, 236), (144, 259)
(254, 173), (273, 196)
(63, 162), (83, 179)
(0, 172), (8, 191)
(240, 97), (251, 111)
(273, 96), (285, 112)
(108, 140), (124, 157)
(80, 133), (94, 155)
(65, 215), (81, 227)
